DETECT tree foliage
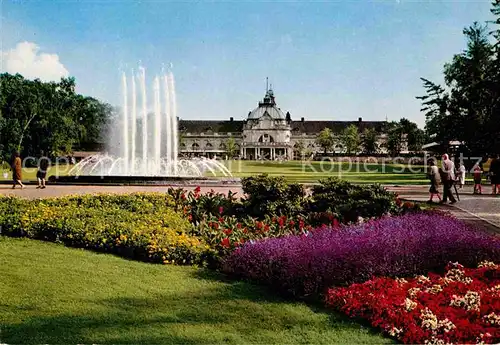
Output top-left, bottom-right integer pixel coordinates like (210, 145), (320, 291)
(417, 6), (500, 155)
(362, 127), (379, 155)
(340, 125), (360, 155)
(316, 128), (334, 154)
(225, 137), (238, 158)
(294, 140), (306, 160)
(0, 73), (112, 161)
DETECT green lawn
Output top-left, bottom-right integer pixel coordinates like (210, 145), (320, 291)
(0, 164), (74, 181)
(221, 160), (428, 184)
(0, 237), (392, 344)
(0, 159), (430, 184)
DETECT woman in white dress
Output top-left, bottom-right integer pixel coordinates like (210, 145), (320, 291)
(457, 163), (466, 189)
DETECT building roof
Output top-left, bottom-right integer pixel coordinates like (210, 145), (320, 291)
(179, 119), (387, 134)
(290, 120), (388, 134)
(179, 120), (244, 134)
(247, 89), (286, 120)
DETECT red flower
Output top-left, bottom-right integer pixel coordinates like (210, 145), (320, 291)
(181, 193), (186, 200)
(403, 201), (414, 209)
(219, 206), (224, 215)
(332, 218), (339, 227)
(188, 214), (192, 221)
(243, 228), (248, 234)
(256, 221), (263, 230)
(236, 223), (242, 229)
(299, 220), (305, 229)
(264, 224), (270, 232)
(289, 220), (295, 227)
(278, 217), (285, 227)
(221, 238), (230, 248)
(218, 217), (224, 223)
(213, 223), (219, 229)
(194, 186), (201, 198)
(224, 229), (232, 235)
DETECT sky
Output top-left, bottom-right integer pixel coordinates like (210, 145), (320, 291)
(0, 0), (495, 128)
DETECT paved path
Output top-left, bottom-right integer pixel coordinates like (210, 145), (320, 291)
(389, 185), (500, 232)
(2, 183), (498, 233)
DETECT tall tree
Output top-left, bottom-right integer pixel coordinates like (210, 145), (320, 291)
(0, 73), (112, 161)
(340, 125), (360, 155)
(225, 137), (238, 158)
(316, 128), (334, 154)
(417, 20), (498, 155)
(386, 122), (405, 156)
(294, 140), (306, 160)
(362, 127), (379, 155)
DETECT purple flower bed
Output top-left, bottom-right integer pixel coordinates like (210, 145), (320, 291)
(222, 213), (500, 298)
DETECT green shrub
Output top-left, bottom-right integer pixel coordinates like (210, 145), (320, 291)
(0, 193), (211, 265)
(308, 177), (399, 222)
(241, 174), (306, 219)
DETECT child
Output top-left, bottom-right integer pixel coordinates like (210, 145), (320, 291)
(473, 164), (482, 194)
(427, 159), (442, 203)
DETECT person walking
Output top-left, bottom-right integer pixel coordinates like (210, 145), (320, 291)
(473, 163), (483, 194)
(36, 151), (50, 189)
(489, 153), (500, 195)
(11, 152), (25, 189)
(441, 153), (457, 204)
(427, 159), (442, 203)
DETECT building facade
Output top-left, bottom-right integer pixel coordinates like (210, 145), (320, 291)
(179, 88), (403, 159)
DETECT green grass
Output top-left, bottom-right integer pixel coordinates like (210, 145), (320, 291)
(0, 237), (392, 344)
(220, 160), (428, 184)
(0, 164), (75, 181)
(0, 159), (430, 184)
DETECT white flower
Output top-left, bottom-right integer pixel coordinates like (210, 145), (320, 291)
(478, 261), (498, 268)
(450, 291), (481, 311)
(426, 284), (443, 294)
(483, 312), (500, 326)
(404, 298), (417, 311)
(388, 327), (403, 337)
(420, 308), (439, 330)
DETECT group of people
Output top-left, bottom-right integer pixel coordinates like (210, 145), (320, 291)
(9, 151), (50, 190)
(427, 153), (500, 204)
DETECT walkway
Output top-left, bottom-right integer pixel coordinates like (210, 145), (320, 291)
(389, 185), (500, 235)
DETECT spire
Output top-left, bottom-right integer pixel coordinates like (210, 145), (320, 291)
(266, 77), (269, 92)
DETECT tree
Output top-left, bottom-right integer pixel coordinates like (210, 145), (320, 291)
(0, 73), (112, 161)
(386, 122), (404, 156)
(316, 128), (334, 154)
(417, 17), (499, 155)
(225, 137), (237, 158)
(294, 140), (306, 160)
(340, 125), (360, 155)
(362, 127), (379, 155)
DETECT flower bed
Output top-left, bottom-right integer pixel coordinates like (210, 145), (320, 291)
(326, 262), (500, 344)
(222, 213), (500, 298)
(0, 194), (210, 265)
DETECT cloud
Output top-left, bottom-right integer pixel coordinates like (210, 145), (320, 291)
(1, 41), (69, 81)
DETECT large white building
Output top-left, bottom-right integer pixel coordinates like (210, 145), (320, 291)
(179, 88), (397, 159)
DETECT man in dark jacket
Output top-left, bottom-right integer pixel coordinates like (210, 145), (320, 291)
(490, 153), (500, 195)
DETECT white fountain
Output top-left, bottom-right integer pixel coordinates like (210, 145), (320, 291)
(68, 67), (232, 179)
